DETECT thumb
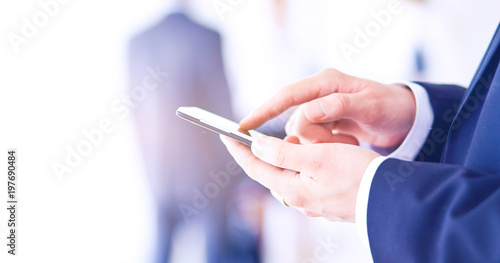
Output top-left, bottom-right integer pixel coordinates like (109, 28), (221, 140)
(251, 135), (310, 171)
(304, 93), (367, 123)
(313, 133), (359, 145)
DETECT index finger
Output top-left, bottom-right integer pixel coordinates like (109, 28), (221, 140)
(239, 69), (357, 130)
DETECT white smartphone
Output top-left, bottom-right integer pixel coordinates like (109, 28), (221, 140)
(176, 106), (263, 146)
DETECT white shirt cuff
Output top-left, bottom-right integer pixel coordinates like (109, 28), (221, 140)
(355, 81), (434, 252)
(355, 156), (388, 252)
(388, 81), (434, 161)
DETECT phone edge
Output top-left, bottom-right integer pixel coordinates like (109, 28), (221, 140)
(176, 110), (252, 146)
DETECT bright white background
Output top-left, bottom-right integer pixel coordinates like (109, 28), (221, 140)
(0, 1), (174, 262)
(0, 0), (498, 263)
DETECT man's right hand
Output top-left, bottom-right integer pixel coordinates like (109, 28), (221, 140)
(239, 68), (417, 147)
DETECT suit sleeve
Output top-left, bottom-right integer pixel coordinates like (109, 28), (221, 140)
(413, 82), (466, 162)
(367, 158), (500, 262)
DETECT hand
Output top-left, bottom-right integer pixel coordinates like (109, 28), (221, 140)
(240, 68), (416, 147)
(221, 134), (380, 222)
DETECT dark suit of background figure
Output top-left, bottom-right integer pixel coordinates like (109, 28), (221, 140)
(368, 23), (500, 262)
(129, 12), (259, 263)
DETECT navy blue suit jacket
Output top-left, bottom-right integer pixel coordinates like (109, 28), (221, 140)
(367, 23), (500, 262)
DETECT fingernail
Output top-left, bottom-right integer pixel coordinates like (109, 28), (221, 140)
(251, 134), (270, 157)
(307, 101), (327, 119)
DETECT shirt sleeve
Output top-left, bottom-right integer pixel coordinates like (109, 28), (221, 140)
(355, 81), (434, 252)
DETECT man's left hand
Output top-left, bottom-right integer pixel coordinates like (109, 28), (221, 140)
(220, 134), (380, 222)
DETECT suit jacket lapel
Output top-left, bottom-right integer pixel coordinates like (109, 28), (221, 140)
(459, 24), (500, 112)
(443, 23), (500, 161)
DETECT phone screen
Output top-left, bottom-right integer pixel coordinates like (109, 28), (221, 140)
(176, 107), (262, 146)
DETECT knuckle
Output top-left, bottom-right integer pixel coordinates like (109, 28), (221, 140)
(308, 145), (332, 169)
(331, 95), (350, 115)
(274, 145), (288, 168)
(358, 89), (381, 124)
(303, 210), (319, 217)
(284, 193), (306, 208)
(307, 158), (324, 171)
(313, 68), (337, 92)
(320, 68), (345, 86)
(321, 68), (340, 78)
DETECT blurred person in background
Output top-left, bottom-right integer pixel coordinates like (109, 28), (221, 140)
(128, 1), (260, 262)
